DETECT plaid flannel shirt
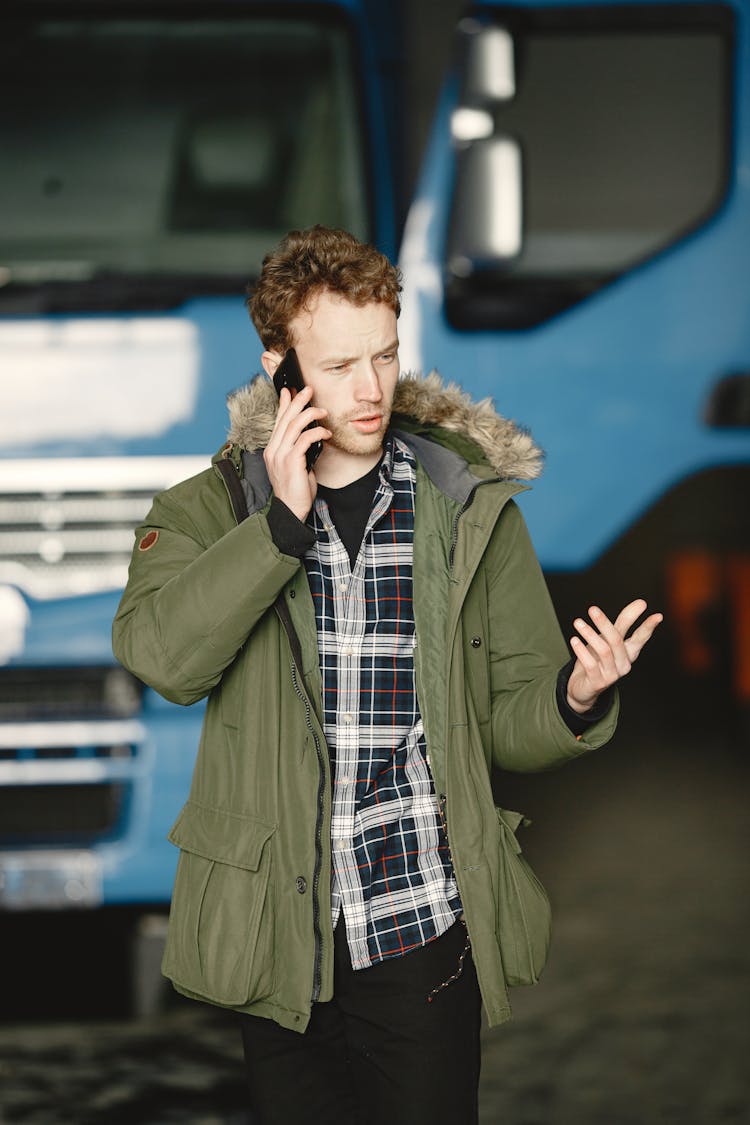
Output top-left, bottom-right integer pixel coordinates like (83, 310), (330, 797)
(304, 435), (463, 970)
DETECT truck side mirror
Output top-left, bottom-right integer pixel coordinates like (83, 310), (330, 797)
(447, 138), (523, 273)
(447, 22), (522, 278)
(461, 22), (515, 102)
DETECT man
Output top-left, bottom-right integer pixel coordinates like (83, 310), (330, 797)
(112, 226), (661, 1124)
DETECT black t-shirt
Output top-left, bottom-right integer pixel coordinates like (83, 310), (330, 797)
(315, 456), (383, 570)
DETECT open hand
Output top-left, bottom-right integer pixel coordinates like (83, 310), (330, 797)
(567, 599), (663, 714)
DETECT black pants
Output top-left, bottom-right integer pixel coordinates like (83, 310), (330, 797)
(239, 919), (482, 1125)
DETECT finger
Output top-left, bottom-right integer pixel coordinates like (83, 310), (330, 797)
(287, 383), (314, 408)
(273, 383), (314, 423)
(572, 614), (605, 646)
(569, 636), (613, 704)
(278, 419), (330, 466)
(285, 406), (329, 443)
(569, 635), (602, 676)
(572, 616), (620, 666)
(586, 605), (623, 647)
(612, 598), (649, 638)
(298, 423), (332, 451)
(266, 387), (296, 452)
(575, 616), (629, 675)
(585, 606), (632, 675)
(624, 612), (663, 660)
(271, 384), (311, 433)
(270, 399), (327, 458)
(571, 631), (621, 690)
(588, 600), (654, 670)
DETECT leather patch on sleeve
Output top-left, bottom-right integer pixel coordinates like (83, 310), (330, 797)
(138, 530), (160, 552)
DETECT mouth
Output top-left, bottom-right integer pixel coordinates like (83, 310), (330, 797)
(351, 414), (383, 434)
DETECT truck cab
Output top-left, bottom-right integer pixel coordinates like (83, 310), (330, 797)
(400, 0), (750, 727)
(0, 0), (397, 955)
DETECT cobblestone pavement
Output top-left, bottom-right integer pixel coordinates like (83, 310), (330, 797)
(1, 724), (748, 1124)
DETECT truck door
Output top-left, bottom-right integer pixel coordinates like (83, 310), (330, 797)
(400, 0), (750, 725)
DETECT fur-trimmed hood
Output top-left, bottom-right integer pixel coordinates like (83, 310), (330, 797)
(226, 371), (542, 481)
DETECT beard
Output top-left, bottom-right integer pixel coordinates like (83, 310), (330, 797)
(324, 405), (393, 457)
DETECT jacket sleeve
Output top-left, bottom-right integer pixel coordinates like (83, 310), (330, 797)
(112, 482), (301, 706)
(485, 500), (618, 772)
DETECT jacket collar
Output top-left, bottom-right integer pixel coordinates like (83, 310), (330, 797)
(221, 371), (543, 514)
(225, 372), (543, 481)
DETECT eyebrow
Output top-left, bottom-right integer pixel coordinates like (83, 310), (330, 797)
(322, 340), (400, 366)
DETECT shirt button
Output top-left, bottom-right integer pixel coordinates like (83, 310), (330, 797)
(342, 713), (353, 724)
(343, 649), (353, 658)
(295, 875), (307, 894)
(335, 839), (347, 851)
(340, 775), (353, 785)
(338, 582), (347, 592)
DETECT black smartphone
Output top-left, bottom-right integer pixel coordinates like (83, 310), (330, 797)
(272, 348), (323, 471)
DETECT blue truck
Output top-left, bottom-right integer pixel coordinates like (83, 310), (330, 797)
(0, 0), (399, 1000)
(2, 0), (749, 1009)
(400, 0), (750, 725)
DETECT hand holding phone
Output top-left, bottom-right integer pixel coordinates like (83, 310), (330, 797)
(273, 348), (324, 471)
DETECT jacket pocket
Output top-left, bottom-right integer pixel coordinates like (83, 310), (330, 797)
(163, 801), (276, 1006)
(494, 807), (552, 987)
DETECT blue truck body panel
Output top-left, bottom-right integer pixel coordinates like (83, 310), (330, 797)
(399, 0), (750, 571)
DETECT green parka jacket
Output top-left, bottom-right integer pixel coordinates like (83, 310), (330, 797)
(112, 372), (618, 1033)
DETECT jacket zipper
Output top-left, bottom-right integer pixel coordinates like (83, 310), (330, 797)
(274, 596), (327, 1006)
(449, 475), (514, 570)
(444, 478), (504, 855)
(289, 658), (326, 1003)
(449, 509), (462, 570)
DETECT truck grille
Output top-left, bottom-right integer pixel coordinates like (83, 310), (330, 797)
(0, 719), (147, 845)
(0, 666), (144, 722)
(0, 783), (126, 845)
(0, 456), (209, 599)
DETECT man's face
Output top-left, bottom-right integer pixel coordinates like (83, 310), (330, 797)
(272, 290), (400, 467)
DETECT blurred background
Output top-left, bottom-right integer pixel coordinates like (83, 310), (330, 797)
(1, 0), (748, 1121)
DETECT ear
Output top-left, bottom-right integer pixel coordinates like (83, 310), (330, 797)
(261, 350), (283, 380)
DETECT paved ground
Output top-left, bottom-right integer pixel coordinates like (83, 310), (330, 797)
(478, 722), (750, 1125)
(1, 714), (748, 1124)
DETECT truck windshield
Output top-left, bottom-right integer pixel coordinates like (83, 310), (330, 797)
(0, 12), (368, 304)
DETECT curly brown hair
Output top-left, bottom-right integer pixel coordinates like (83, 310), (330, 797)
(247, 226), (402, 353)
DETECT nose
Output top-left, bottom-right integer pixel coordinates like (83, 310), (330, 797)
(354, 363), (383, 403)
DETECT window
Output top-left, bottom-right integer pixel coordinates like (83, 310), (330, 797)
(0, 10), (368, 292)
(445, 5), (733, 329)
